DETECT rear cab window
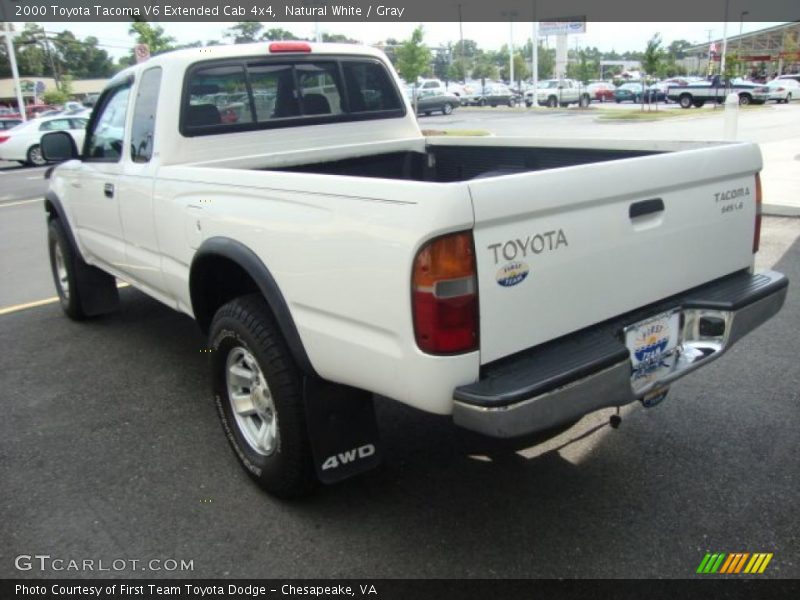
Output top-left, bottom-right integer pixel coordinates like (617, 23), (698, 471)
(181, 55), (405, 136)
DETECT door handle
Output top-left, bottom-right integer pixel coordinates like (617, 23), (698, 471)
(104, 183), (114, 199)
(629, 198), (664, 219)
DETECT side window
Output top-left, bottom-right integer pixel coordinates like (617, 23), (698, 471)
(39, 119), (71, 132)
(85, 84), (131, 162)
(295, 63), (343, 116)
(186, 64), (254, 128)
(342, 61), (402, 112)
(69, 118), (88, 130)
(130, 67), (162, 163)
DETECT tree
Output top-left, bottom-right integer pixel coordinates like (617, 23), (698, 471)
(225, 21), (263, 44)
(262, 28), (300, 41)
(42, 74), (72, 104)
(667, 39), (692, 60)
(123, 22), (175, 65)
(642, 33), (664, 81)
(322, 33), (359, 44)
(567, 50), (597, 84)
(471, 53), (498, 83)
(52, 31), (115, 78)
(395, 26), (431, 85)
(432, 46), (451, 81)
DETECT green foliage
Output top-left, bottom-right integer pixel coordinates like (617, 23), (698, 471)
(322, 33), (359, 44)
(225, 21), (263, 44)
(127, 22), (175, 62)
(642, 33), (664, 78)
(262, 28), (300, 41)
(395, 26), (432, 84)
(567, 50), (597, 84)
(471, 53), (498, 82)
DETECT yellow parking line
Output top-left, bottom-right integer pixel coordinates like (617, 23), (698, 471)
(0, 197), (42, 208)
(0, 296), (60, 315)
(0, 283), (130, 316)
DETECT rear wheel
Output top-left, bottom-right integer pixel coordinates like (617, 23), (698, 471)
(210, 294), (316, 498)
(739, 94), (752, 106)
(679, 94), (693, 109)
(442, 102), (453, 115)
(692, 100), (705, 108)
(27, 144), (46, 166)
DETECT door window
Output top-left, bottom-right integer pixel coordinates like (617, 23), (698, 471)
(85, 84), (131, 162)
(130, 68), (162, 163)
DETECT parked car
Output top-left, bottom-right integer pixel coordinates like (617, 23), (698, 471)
(465, 83), (518, 107)
(635, 85), (667, 103)
(587, 82), (616, 102)
(0, 117), (23, 130)
(765, 78), (798, 103)
(776, 73), (800, 84)
(408, 89), (460, 116)
(614, 82), (644, 103)
(25, 104), (58, 119)
(0, 115), (88, 166)
(666, 77), (770, 107)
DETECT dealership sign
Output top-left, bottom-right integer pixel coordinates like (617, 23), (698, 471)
(539, 18), (586, 36)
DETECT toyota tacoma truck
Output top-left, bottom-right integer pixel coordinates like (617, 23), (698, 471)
(40, 42), (787, 497)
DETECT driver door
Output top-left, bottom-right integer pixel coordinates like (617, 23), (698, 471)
(69, 80), (132, 272)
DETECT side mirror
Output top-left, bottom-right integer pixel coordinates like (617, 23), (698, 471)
(40, 131), (79, 163)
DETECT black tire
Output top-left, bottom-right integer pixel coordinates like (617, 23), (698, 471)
(442, 102), (453, 115)
(692, 100), (705, 108)
(47, 218), (119, 320)
(478, 98), (486, 107)
(615, 99), (621, 103)
(507, 98), (514, 107)
(210, 294), (315, 498)
(27, 144), (46, 166)
(739, 94), (752, 106)
(424, 111), (431, 116)
(48, 218), (86, 320)
(547, 96), (558, 108)
(679, 94), (693, 109)
(579, 94), (590, 108)
(525, 100), (532, 108)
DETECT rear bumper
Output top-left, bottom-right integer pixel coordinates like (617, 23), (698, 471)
(453, 270), (788, 438)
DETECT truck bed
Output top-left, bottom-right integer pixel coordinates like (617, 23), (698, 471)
(275, 144), (660, 182)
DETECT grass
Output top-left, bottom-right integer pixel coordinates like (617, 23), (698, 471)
(595, 109), (686, 121)
(421, 129), (491, 136)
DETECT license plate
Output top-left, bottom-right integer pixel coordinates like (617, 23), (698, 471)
(624, 310), (680, 370)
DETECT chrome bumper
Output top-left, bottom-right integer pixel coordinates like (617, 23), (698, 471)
(453, 270), (788, 439)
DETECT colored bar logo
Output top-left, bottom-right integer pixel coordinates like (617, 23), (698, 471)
(696, 552), (773, 574)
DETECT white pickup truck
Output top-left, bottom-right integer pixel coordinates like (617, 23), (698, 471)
(525, 79), (591, 108)
(40, 42), (787, 497)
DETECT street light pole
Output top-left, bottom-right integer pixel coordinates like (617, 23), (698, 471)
(0, 23), (27, 122)
(532, 0), (538, 105)
(720, 0), (730, 80)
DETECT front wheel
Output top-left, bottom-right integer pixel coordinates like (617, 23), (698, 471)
(739, 94), (752, 106)
(442, 102), (453, 115)
(679, 94), (693, 109)
(48, 219), (84, 319)
(547, 96), (558, 108)
(210, 294), (316, 498)
(27, 144), (46, 166)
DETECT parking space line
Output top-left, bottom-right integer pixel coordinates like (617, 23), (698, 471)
(0, 283), (130, 316)
(0, 296), (61, 316)
(0, 198), (42, 208)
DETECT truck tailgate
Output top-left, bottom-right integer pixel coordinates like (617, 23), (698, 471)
(469, 143), (762, 364)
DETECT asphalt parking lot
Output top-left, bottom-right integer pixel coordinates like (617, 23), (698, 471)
(1, 105), (798, 579)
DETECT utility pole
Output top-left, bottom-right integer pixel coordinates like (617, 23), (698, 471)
(720, 0), (730, 80)
(0, 22), (27, 122)
(40, 32), (60, 91)
(531, 0), (538, 105)
(457, 3), (464, 83)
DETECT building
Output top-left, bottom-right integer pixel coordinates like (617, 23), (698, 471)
(684, 22), (800, 79)
(0, 77), (108, 107)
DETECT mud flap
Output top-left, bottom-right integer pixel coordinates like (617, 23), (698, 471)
(303, 377), (382, 484)
(75, 260), (119, 316)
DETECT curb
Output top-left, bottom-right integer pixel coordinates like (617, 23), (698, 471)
(762, 204), (800, 218)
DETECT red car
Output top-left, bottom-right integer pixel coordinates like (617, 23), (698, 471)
(587, 82), (616, 103)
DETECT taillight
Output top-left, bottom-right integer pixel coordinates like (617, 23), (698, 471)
(269, 42), (312, 53)
(412, 231), (478, 354)
(0, 136), (8, 143)
(754, 172), (762, 253)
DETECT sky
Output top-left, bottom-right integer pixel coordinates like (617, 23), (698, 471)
(35, 21), (786, 58)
